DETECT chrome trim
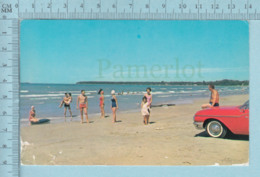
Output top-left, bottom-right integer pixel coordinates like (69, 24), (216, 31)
(193, 121), (204, 129)
(195, 114), (248, 118)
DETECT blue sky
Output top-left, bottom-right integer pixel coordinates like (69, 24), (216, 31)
(20, 20), (249, 84)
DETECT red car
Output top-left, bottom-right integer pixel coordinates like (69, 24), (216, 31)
(193, 100), (249, 138)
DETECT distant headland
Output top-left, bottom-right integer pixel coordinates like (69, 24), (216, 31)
(76, 79), (249, 86)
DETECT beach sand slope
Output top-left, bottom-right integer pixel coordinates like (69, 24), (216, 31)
(21, 95), (249, 165)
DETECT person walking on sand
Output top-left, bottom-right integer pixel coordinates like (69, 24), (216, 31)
(59, 93), (73, 121)
(77, 90), (89, 124)
(144, 87), (152, 124)
(201, 84), (220, 109)
(111, 90), (118, 123)
(29, 106), (39, 124)
(141, 96), (150, 125)
(98, 89), (105, 118)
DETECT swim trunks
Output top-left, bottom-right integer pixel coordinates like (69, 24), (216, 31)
(64, 104), (70, 108)
(210, 102), (219, 107)
(79, 103), (86, 109)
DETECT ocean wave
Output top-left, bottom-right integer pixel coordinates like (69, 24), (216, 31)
(151, 91), (164, 95)
(20, 90), (29, 93)
(21, 93), (65, 98)
(28, 97), (64, 101)
(48, 91), (95, 94)
(29, 97), (49, 100)
(157, 95), (172, 98)
(178, 90), (207, 94)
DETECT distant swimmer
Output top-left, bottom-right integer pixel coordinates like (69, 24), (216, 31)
(29, 106), (39, 124)
(59, 93), (73, 121)
(98, 89), (105, 119)
(201, 84), (220, 109)
(77, 90), (89, 124)
(111, 90), (118, 123)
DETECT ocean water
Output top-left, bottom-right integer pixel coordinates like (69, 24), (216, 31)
(20, 83), (248, 121)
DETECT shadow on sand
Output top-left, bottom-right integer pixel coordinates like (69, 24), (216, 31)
(81, 121), (94, 124)
(195, 131), (249, 141)
(149, 121), (156, 124)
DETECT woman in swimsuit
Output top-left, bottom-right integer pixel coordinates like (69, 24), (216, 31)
(29, 106), (39, 124)
(111, 90), (118, 123)
(144, 87), (152, 124)
(141, 96), (150, 125)
(98, 89), (105, 118)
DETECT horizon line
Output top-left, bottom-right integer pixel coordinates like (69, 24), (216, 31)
(21, 79), (249, 85)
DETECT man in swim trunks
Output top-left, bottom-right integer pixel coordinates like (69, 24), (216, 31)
(201, 84), (220, 109)
(77, 90), (89, 124)
(60, 93), (73, 121)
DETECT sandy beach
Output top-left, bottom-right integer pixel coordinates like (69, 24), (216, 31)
(21, 94), (249, 166)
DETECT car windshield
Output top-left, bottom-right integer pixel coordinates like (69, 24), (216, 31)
(240, 100), (249, 109)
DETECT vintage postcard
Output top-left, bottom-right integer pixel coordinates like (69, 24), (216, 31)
(20, 20), (249, 165)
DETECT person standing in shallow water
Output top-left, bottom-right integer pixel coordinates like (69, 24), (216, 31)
(98, 89), (105, 118)
(144, 87), (152, 124)
(77, 90), (89, 124)
(111, 90), (118, 123)
(59, 93), (73, 121)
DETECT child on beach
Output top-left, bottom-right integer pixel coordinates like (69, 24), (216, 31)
(111, 90), (118, 123)
(98, 89), (105, 118)
(29, 106), (39, 124)
(141, 96), (150, 125)
(144, 87), (152, 123)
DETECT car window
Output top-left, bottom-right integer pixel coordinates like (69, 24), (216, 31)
(240, 100), (249, 109)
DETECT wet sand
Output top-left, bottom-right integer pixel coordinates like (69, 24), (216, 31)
(21, 94), (249, 165)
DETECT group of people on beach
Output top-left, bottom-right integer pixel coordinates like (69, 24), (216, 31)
(29, 87), (153, 125)
(29, 84), (219, 125)
(57, 88), (152, 124)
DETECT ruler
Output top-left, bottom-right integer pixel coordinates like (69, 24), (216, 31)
(0, 11), (20, 177)
(16, 0), (260, 20)
(0, 0), (259, 177)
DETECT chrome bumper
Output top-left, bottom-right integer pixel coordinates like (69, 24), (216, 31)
(193, 121), (204, 129)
